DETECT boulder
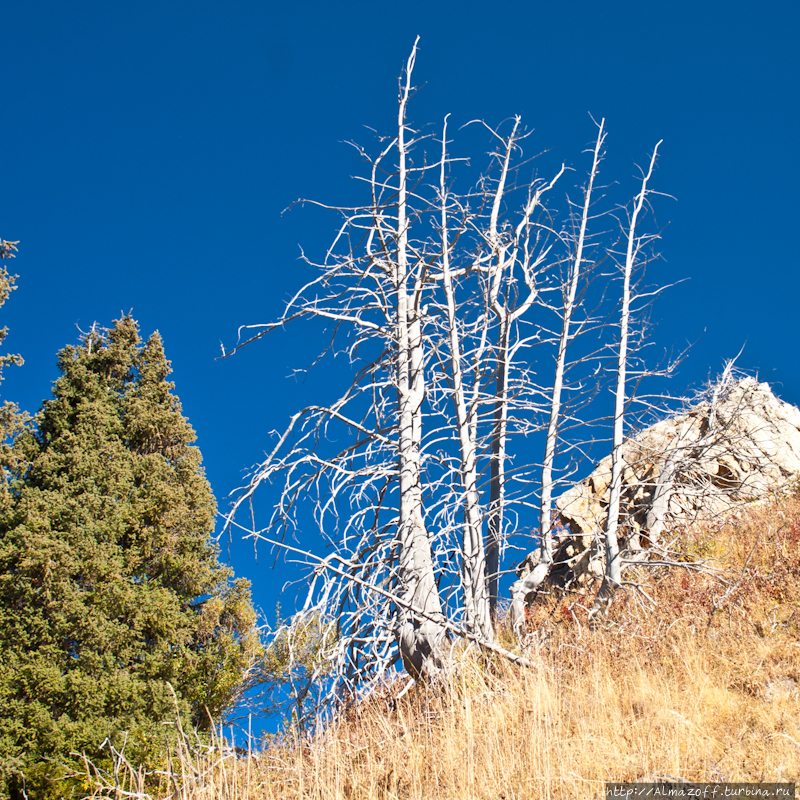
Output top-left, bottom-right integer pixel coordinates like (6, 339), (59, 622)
(517, 376), (800, 591)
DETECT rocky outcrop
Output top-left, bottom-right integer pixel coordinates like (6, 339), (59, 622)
(517, 376), (800, 591)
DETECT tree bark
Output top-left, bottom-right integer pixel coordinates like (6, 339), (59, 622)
(394, 39), (446, 677)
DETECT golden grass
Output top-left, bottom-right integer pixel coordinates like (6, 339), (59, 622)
(80, 495), (800, 799)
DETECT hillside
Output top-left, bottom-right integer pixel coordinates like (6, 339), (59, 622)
(77, 492), (800, 799)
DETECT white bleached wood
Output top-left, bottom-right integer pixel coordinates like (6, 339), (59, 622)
(393, 38), (447, 677)
(439, 115), (493, 640)
(593, 140), (662, 616)
(225, 39), (671, 715)
(510, 121), (606, 627)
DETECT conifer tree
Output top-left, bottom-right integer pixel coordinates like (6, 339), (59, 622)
(0, 239), (27, 480)
(0, 317), (261, 800)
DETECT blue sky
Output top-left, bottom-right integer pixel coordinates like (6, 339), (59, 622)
(2, 1), (798, 668)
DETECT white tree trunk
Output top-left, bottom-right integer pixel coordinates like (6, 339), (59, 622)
(593, 140), (662, 616)
(439, 116), (493, 640)
(394, 40), (446, 676)
(485, 120), (519, 619)
(510, 121), (605, 628)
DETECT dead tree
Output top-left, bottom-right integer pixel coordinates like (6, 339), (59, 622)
(436, 114), (494, 638)
(225, 40), (672, 710)
(592, 141), (663, 615)
(509, 120), (606, 627)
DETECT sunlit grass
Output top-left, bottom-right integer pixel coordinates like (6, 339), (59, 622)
(78, 494), (800, 799)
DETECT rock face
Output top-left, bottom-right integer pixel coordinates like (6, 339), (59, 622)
(517, 377), (800, 590)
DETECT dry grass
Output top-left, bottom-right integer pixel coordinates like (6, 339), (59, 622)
(79, 495), (800, 799)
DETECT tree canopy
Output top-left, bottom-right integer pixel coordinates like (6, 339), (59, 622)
(0, 317), (261, 800)
(0, 240), (26, 480)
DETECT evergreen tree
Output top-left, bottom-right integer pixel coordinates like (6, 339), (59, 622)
(0, 239), (27, 481)
(0, 317), (261, 800)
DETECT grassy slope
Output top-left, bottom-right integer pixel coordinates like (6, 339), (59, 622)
(83, 495), (800, 799)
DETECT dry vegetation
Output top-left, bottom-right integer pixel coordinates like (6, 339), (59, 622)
(79, 495), (800, 799)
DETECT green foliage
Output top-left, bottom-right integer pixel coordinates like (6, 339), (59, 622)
(0, 317), (262, 799)
(0, 240), (28, 471)
(0, 241), (22, 376)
